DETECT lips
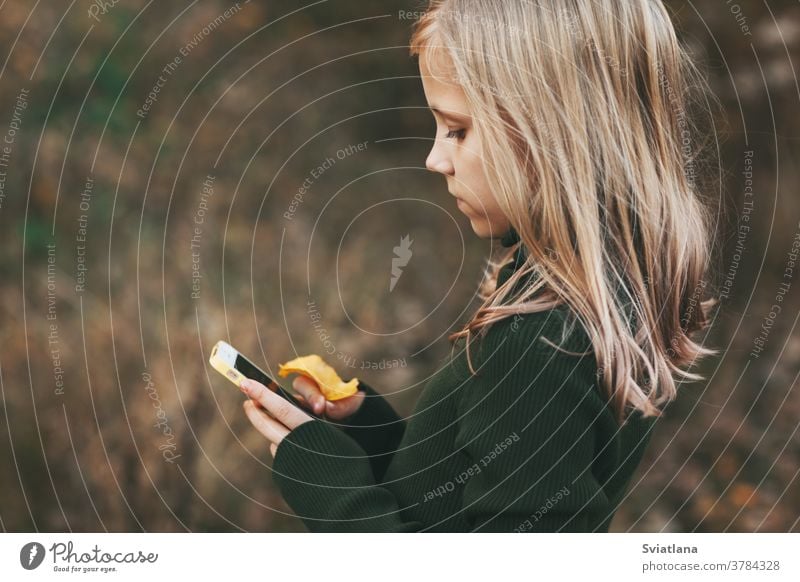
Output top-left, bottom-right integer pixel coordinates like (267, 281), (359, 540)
(449, 190), (468, 210)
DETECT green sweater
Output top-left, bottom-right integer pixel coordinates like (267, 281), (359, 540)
(272, 228), (658, 532)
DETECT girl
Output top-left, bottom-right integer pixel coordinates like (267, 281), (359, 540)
(241, 0), (719, 532)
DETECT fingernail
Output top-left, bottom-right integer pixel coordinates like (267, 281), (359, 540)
(240, 379), (251, 394)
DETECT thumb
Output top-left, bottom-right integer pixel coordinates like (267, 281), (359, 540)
(327, 390), (365, 415)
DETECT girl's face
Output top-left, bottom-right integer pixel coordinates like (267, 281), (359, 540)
(419, 49), (511, 240)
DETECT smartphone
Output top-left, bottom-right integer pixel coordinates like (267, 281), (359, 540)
(209, 340), (316, 416)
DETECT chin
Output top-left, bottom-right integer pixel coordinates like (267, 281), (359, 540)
(469, 219), (506, 240)
(469, 221), (492, 239)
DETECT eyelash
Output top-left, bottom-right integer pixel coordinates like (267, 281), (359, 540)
(445, 128), (466, 141)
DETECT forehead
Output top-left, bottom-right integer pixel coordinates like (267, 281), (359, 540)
(419, 47), (469, 111)
(419, 45), (459, 86)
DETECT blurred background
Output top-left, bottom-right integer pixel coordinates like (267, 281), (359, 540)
(0, 0), (797, 532)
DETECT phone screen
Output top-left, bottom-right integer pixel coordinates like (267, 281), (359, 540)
(234, 354), (275, 387)
(233, 353), (316, 416)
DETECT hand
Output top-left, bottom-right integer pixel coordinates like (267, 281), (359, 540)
(240, 378), (315, 459)
(288, 374), (366, 421)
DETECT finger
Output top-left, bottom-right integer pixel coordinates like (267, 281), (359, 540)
(291, 375), (326, 414)
(243, 400), (289, 444)
(270, 442), (278, 458)
(326, 389), (365, 418)
(241, 378), (313, 429)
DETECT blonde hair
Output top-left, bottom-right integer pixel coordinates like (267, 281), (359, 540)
(409, 0), (720, 426)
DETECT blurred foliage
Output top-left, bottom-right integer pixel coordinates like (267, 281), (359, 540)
(0, 0), (798, 532)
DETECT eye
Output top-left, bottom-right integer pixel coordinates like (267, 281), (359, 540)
(445, 128), (466, 140)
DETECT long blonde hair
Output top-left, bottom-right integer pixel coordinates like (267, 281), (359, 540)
(409, 0), (720, 426)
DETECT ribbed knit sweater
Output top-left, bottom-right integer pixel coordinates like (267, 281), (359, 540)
(271, 227), (658, 532)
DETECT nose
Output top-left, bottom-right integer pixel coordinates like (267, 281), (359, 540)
(425, 138), (454, 176)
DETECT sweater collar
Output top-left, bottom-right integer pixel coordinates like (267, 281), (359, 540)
(500, 226), (520, 248)
(497, 226), (533, 288)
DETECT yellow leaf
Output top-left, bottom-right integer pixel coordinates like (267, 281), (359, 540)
(278, 354), (359, 401)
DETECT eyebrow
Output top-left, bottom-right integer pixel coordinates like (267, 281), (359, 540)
(429, 106), (471, 122)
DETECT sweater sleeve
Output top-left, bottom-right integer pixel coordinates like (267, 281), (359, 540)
(271, 418), (424, 532)
(335, 380), (406, 483)
(454, 312), (611, 532)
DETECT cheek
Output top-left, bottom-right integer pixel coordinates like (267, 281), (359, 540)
(455, 148), (490, 197)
